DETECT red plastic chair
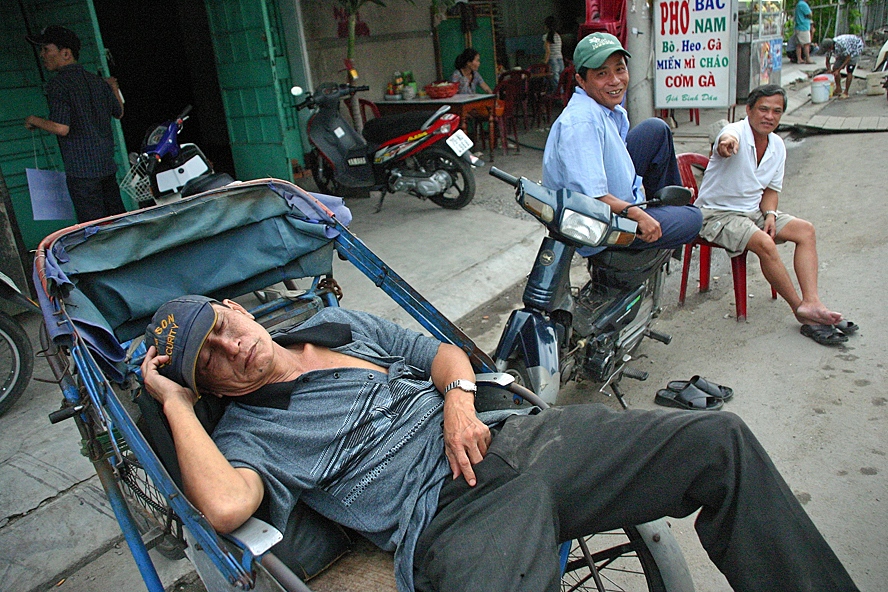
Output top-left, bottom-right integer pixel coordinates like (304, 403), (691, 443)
(579, 0), (628, 46)
(496, 69), (531, 131)
(557, 64), (577, 108)
(676, 153), (777, 321)
(477, 81), (521, 155)
(344, 98), (380, 127)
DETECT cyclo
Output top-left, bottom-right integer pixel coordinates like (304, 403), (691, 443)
(35, 179), (693, 591)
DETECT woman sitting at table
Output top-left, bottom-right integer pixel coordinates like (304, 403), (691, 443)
(450, 48), (493, 94)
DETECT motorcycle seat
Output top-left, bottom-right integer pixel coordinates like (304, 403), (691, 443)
(362, 111), (439, 145)
(589, 248), (666, 271)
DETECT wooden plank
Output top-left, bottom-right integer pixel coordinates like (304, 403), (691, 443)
(860, 116), (880, 130)
(879, 117), (888, 131)
(806, 115), (830, 128)
(822, 116), (845, 130)
(840, 117), (861, 130)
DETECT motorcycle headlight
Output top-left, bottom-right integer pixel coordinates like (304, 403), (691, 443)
(560, 209), (609, 246)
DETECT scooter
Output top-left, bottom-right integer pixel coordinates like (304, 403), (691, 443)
(120, 105), (233, 208)
(0, 271), (40, 417)
(292, 83), (483, 211)
(488, 167), (691, 407)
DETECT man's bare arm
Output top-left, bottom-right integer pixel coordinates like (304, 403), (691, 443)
(431, 343), (490, 486)
(141, 346), (264, 532)
(24, 115), (69, 137)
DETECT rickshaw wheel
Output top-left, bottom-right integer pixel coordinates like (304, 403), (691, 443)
(561, 527), (667, 592)
(119, 453), (187, 560)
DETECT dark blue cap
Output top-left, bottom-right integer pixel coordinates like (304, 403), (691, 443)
(145, 295), (218, 394)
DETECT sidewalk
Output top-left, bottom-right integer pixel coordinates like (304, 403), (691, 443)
(2, 63), (884, 592)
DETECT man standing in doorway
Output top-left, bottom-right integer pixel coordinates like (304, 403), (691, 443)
(794, 0), (815, 64)
(25, 25), (126, 222)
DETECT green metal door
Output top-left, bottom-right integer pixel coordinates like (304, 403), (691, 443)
(204, 0), (302, 182)
(0, 0), (128, 251)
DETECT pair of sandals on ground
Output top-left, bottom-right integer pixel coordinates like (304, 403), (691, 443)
(655, 375), (734, 411)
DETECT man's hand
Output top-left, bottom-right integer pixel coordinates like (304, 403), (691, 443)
(442, 391), (490, 487)
(763, 215), (777, 239)
(629, 209), (662, 243)
(24, 115), (41, 130)
(141, 345), (199, 408)
(716, 134), (739, 158)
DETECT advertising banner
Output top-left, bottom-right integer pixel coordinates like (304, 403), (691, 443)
(654, 0), (737, 108)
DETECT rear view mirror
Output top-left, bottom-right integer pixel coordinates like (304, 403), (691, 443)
(651, 185), (692, 207)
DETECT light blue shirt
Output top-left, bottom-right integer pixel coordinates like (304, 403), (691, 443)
(795, 0), (812, 32)
(542, 87), (644, 255)
(543, 87), (644, 205)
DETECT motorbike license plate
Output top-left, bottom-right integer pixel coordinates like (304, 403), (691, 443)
(446, 129), (473, 157)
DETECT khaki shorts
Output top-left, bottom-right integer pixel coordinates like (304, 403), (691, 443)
(796, 30), (812, 44)
(698, 208), (795, 257)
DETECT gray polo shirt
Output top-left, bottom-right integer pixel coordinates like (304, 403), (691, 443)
(213, 307), (521, 592)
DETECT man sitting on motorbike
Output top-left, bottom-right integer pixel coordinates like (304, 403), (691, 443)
(141, 294), (859, 592)
(543, 33), (702, 256)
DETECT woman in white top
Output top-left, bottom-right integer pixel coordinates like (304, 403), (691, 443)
(543, 16), (564, 92)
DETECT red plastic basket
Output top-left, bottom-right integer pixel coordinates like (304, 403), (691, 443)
(424, 82), (459, 99)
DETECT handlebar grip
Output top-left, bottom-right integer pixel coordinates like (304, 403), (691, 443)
(177, 105), (192, 120)
(489, 167), (520, 187)
(49, 404), (83, 424)
(353, 85), (370, 92)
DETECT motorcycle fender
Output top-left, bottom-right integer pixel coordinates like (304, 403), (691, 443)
(634, 519), (695, 592)
(493, 309), (560, 405)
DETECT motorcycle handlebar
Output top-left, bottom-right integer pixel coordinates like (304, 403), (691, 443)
(489, 167), (520, 188)
(176, 105), (192, 121)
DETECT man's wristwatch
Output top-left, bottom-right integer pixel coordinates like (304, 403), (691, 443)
(763, 210), (778, 218)
(444, 379), (477, 396)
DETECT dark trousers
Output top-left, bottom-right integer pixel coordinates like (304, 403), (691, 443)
(414, 405), (858, 592)
(67, 174), (126, 223)
(625, 118), (702, 250)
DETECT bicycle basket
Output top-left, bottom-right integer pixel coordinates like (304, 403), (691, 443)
(120, 159), (154, 205)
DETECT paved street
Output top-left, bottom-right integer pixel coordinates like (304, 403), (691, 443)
(2, 64), (886, 591)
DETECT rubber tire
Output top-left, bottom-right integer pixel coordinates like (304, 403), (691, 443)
(311, 151), (341, 196)
(0, 312), (34, 417)
(561, 526), (668, 592)
(415, 146), (475, 209)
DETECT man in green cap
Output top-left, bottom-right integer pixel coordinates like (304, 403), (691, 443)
(543, 32), (701, 257)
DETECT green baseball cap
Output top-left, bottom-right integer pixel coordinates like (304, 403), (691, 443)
(573, 33), (631, 69)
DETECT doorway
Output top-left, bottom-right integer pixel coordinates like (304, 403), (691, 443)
(92, 0), (235, 177)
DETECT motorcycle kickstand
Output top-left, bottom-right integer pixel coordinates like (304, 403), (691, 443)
(610, 380), (629, 410)
(375, 190), (387, 213)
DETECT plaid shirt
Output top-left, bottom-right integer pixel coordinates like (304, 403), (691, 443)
(46, 64), (122, 178)
(832, 34), (864, 59)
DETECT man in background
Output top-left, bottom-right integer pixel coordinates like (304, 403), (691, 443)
(821, 35), (865, 99)
(794, 0), (815, 64)
(25, 25), (126, 222)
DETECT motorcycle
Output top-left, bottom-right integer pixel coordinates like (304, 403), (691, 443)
(119, 105), (233, 208)
(292, 83), (483, 211)
(0, 271), (40, 416)
(488, 167), (692, 407)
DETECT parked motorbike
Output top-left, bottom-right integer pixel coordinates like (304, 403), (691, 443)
(120, 105), (233, 208)
(0, 271), (40, 416)
(489, 167), (692, 407)
(292, 83), (483, 211)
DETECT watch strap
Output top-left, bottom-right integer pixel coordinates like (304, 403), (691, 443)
(444, 379), (477, 395)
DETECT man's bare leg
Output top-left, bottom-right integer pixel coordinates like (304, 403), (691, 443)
(796, 45), (803, 64)
(746, 222), (842, 325)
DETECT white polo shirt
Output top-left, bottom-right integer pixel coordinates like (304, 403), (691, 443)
(695, 118), (785, 212)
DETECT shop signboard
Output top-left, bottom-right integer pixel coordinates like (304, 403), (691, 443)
(653, 0), (738, 108)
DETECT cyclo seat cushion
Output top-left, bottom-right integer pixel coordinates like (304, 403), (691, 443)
(135, 392), (351, 580)
(362, 111), (438, 145)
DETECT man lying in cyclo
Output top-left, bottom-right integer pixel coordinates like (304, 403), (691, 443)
(142, 295), (859, 591)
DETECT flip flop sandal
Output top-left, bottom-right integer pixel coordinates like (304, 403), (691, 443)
(800, 324), (848, 346)
(655, 385), (723, 411)
(668, 376), (734, 401)
(835, 320), (858, 335)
